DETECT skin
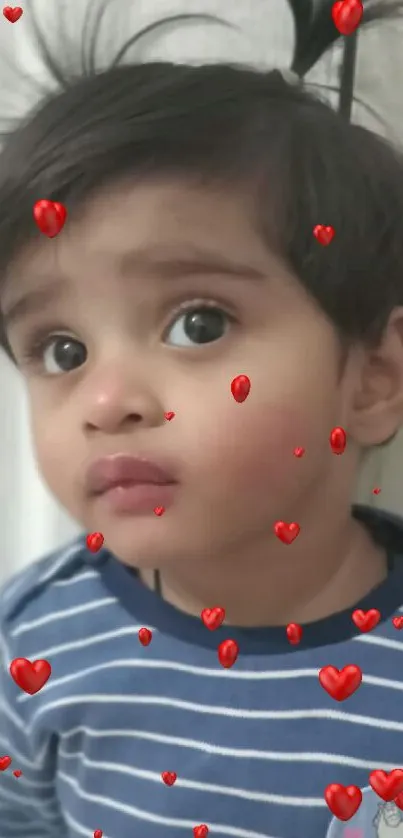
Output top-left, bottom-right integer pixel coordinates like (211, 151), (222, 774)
(3, 178), (403, 626)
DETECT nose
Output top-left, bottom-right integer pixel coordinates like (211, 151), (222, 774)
(82, 359), (164, 434)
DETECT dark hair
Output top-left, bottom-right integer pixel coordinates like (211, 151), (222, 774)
(0, 0), (403, 354)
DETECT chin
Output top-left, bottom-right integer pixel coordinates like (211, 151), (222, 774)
(101, 520), (186, 568)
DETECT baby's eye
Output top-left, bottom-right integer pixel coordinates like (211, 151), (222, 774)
(165, 306), (230, 348)
(41, 336), (87, 375)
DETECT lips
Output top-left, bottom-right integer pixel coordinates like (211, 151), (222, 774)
(85, 454), (176, 496)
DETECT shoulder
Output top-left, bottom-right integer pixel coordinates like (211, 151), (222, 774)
(0, 536), (98, 629)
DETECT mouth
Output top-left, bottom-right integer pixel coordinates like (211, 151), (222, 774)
(85, 454), (178, 515)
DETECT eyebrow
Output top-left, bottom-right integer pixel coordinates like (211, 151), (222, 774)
(1, 285), (62, 332)
(118, 244), (267, 282)
(1, 245), (267, 331)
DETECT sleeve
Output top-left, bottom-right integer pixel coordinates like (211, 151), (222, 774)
(0, 621), (62, 837)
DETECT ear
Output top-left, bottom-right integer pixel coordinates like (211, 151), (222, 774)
(349, 307), (403, 446)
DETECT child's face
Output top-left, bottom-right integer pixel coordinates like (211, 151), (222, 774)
(2, 180), (366, 569)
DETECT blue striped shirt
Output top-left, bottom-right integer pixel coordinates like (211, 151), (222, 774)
(1, 505), (403, 838)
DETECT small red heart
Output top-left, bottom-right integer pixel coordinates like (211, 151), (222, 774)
(0, 756), (11, 771)
(392, 616), (403, 630)
(332, 0), (363, 36)
(231, 374), (251, 403)
(319, 664), (362, 701)
(217, 639), (239, 668)
(138, 628), (152, 646)
(201, 607), (225, 631)
(351, 608), (381, 633)
(286, 623), (303, 645)
(164, 411), (175, 421)
(161, 771), (177, 786)
(193, 826), (209, 838)
(372, 487), (381, 495)
(293, 447), (305, 458)
(313, 224), (335, 246)
(370, 770), (403, 802)
(13, 769), (22, 777)
(329, 426), (347, 455)
(93, 832), (103, 838)
(3, 5), (23, 22)
(154, 506), (165, 516)
(395, 791), (403, 810)
(9, 658), (51, 695)
(86, 532), (104, 553)
(33, 199), (67, 237)
(274, 521), (300, 545)
(325, 783), (362, 820)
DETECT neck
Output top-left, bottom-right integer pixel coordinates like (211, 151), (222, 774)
(141, 512), (387, 627)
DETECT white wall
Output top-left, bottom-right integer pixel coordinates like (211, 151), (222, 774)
(1, 356), (80, 578)
(1, 0), (402, 581)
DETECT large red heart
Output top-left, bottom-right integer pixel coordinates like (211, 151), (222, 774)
(370, 770), (403, 802)
(313, 224), (335, 246)
(161, 771), (177, 786)
(319, 665), (362, 701)
(217, 639), (238, 668)
(9, 658), (51, 694)
(325, 784), (362, 820)
(33, 199), (67, 237)
(0, 756), (12, 771)
(332, 0), (363, 35)
(286, 623), (303, 645)
(201, 607), (225, 631)
(351, 609), (381, 632)
(274, 521), (300, 545)
(3, 6), (23, 22)
(392, 616), (403, 630)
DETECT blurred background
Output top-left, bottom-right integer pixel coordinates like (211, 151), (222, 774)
(1, 0), (402, 583)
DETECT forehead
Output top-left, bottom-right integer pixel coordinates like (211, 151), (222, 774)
(3, 178), (278, 297)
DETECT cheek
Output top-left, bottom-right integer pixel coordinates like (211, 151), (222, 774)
(177, 323), (343, 493)
(187, 397), (333, 498)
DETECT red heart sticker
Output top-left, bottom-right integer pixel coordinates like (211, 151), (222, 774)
(86, 532), (104, 553)
(13, 769), (22, 777)
(0, 756), (11, 771)
(325, 784), (362, 820)
(9, 658), (51, 695)
(395, 791), (403, 810)
(293, 447), (305, 458)
(164, 412), (175, 421)
(193, 827), (209, 838)
(3, 5), (23, 22)
(332, 0), (363, 35)
(329, 426), (347, 454)
(154, 506), (165, 516)
(93, 832), (103, 838)
(351, 608), (381, 633)
(231, 374), (251, 403)
(319, 664), (362, 701)
(274, 521), (300, 545)
(369, 770), (403, 802)
(286, 623), (303, 645)
(392, 616), (403, 630)
(33, 199), (67, 237)
(161, 771), (177, 786)
(313, 224), (335, 246)
(217, 639), (239, 668)
(201, 607), (225, 631)
(138, 628), (152, 647)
